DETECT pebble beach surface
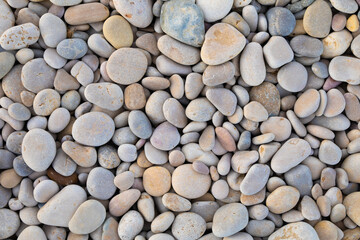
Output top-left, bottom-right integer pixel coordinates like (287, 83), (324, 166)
(1, 0), (360, 239)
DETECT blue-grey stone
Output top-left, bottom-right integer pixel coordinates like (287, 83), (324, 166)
(13, 155), (34, 177)
(0, 149), (16, 169)
(0, 186), (11, 208)
(56, 38), (88, 60)
(266, 7), (296, 36)
(160, 0), (205, 47)
(284, 164), (313, 196)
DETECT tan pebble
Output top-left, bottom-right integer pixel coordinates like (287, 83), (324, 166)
(64, 3), (109, 25)
(314, 220), (343, 240)
(103, 15), (133, 49)
(266, 186), (300, 214)
(346, 14), (360, 32)
(143, 167), (171, 197)
(135, 33), (160, 56)
(294, 89), (320, 118)
(142, 77), (170, 91)
(323, 89), (345, 117)
(342, 153), (360, 183)
(124, 83), (146, 110)
(162, 193), (191, 212)
(260, 117), (292, 141)
(109, 189), (140, 217)
(169, 74), (184, 99)
(199, 125), (216, 151)
(241, 187), (266, 206)
(344, 93), (360, 121)
(315, 89), (328, 116)
(306, 125), (334, 139)
(243, 101), (268, 122)
(317, 195), (331, 217)
(0, 169), (22, 188)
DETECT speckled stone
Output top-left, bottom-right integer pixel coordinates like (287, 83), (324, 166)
(172, 212), (206, 240)
(56, 38), (88, 60)
(266, 7), (296, 36)
(113, 0), (153, 28)
(72, 112), (115, 147)
(249, 82), (280, 116)
(269, 222), (319, 240)
(0, 23), (40, 50)
(160, 0), (205, 47)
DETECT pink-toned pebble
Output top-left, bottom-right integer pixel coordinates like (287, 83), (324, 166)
(192, 160), (210, 175)
(136, 139), (146, 150)
(332, 13), (347, 32)
(323, 77), (342, 91)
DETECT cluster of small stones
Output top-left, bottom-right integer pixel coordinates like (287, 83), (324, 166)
(2, 0), (360, 239)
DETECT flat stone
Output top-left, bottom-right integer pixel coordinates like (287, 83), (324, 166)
(37, 185), (87, 227)
(303, 0), (332, 38)
(196, 0), (232, 22)
(0, 23), (39, 50)
(62, 141), (97, 167)
(322, 30), (352, 58)
(201, 23), (246, 65)
(240, 42), (266, 86)
(271, 138), (312, 173)
(260, 116), (292, 141)
(150, 122), (180, 151)
(103, 15), (133, 49)
(186, 98), (216, 122)
(240, 164), (270, 195)
(144, 142), (168, 165)
(330, 0), (358, 14)
(182, 143), (219, 166)
(263, 36), (294, 69)
(0, 209), (20, 239)
(33, 89), (60, 116)
(117, 210), (144, 240)
(249, 82), (280, 116)
(342, 153), (360, 183)
(212, 203), (249, 237)
(0, 52), (15, 79)
(323, 88), (345, 117)
(113, 0), (153, 28)
(72, 112), (115, 147)
(329, 56), (360, 85)
(244, 101), (268, 122)
(172, 212), (206, 240)
(294, 89), (320, 118)
(266, 7), (296, 36)
(33, 179), (59, 203)
(87, 167), (116, 200)
(284, 164), (313, 196)
(109, 189), (140, 216)
(84, 83), (123, 111)
(162, 193), (191, 212)
(203, 62), (235, 87)
(50, 0), (81, 6)
(22, 128), (56, 172)
(290, 35), (324, 57)
(344, 192), (360, 225)
(163, 98), (187, 128)
(18, 226), (46, 240)
(69, 200), (106, 234)
(107, 48), (147, 85)
(172, 164), (211, 199)
(128, 110), (152, 139)
(351, 34), (360, 58)
(0, 0), (15, 36)
(160, 0), (205, 47)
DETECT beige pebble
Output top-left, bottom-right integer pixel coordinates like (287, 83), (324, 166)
(64, 3), (109, 25)
(266, 186), (300, 214)
(294, 89), (320, 118)
(244, 101), (268, 122)
(323, 89), (346, 117)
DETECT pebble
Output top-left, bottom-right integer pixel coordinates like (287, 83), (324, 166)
(113, 0), (152, 28)
(39, 13), (66, 48)
(244, 101), (268, 122)
(246, 220), (275, 237)
(162, 193), (191, 212)
(318, 140), (342, 165)
(240, 164), (270, 195)
(314, 220), (343, 240)
(107, 48), (147, 85)
(118, 210), (144, 240)
(172, 164), (211, 199)
(109, 189), (140, 217)
(172, 212), (206, 240)
(222, 12), (250, 36)
(271, 138), (311, 173)
(128, 110), (152, 139)
(240, 42), (266, 86)
(87, 167), (116, 200)
(330, 0), (358, 14)
(69, 200), (106, 234)
(37, 185), (86, 227)
(201, 23), (246, 65)
(158, 35), (200, 66)
(163, 98), (187, 128)
(0, 0), (15, 36)
(56, 38), (88, 60)
(266, 7), (296, 36)
(329, 56), (360, 85)
(266, 186), (300, 214)
(260, 116), (292, 141)
(143, 166), (171, 197)
(263, 36), (294, 69)
(290, 35), (324, 57)
(206, 88), (237, 116)
(294, 89), (320, 118)
(211, 179), (230, 200)
(197, 0), (232, 22)
(160, 0), (205, 47)
(212, 203), (249, 237)
(0, 23), (40, 50)
(18, 226), (47, 240)
(84, 83), (123, 111)
(151, 211), (175, 233)
(22, 128), (56, 172)
(342, 153), (360, 183)
(285, 164), (313, 196)
(72, 112), (115, 147)
(144, 142), (168, 165)
(322, 30), (352, 59)
(351, 34), (360, 58)
(103, 15), (133, 49)
(62, 141), (97, 168)
(0, 52), (15, 79)
(203, 62), (235, 86)
(150, 122), (180, 151)
(0, 209), (20, 239)
(33, 179), (59, 203)
(50, 0), (81, 6)
(269, 222), (319, 240)
(64, 3), (109, 25)
(303, 0), (332, 38)
(278, 61), (308, 92)
(323, 89), (345, 117)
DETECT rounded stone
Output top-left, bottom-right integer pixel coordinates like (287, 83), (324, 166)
(206, 88), (237, 116)
(212, 203), (249, 238)
(103, 15), (133, 49)
(330, 0), (358, 14)
(128, 110), (152, 139)
(117, 210), (144, 240)
(260, 117), (292, 142)
(124, 83), (146, 110)
(185, 98), (216, 122)
(0, 52), (15, 79)
(201, 23), (246, 65)
(0, 23), (40, 50)
(196, 0), (232, 22)
(277, 61), (308, 92)
(48, 108), (70, 133)
(294, 89), (320, 118)
(33, 89), (60, 116)
(113, 0), (153, 28)
(84, 83), (123, 111)
(268, 222), (319, 240)
(18, 226), (46, 240)
(172, 164), (211, 199)
(72, 112), (115, 147)
(69, 200), (106, 234)
(107, 48), (147, 85)
(117, 144), (137, 162)
(163, 98), (187, 128)
(318, 140), (341, 165)
(244, 101), (268, 122)
(263, 36), (294, 69)
(303, 0), (332, 38)
(39, 13), (66, 48)
(150, 122), (180, 151)
(266, 7), (296, 36)
(240, 164), (270, 195)
(109, 189), (141, 217)
(329, 56), (360, 85)
(344, 192), (360, 225)
(22, 128), (56, 172)
(323, 89), (345, 117)
(322, 30), (352, 58)
(172, 212), (206, 240)
(290, 35), (324, 58)
(21, 58), (56, 93)
(160, 0), (205, 47)
(342, 153), (360, 183)
(240, 42), (266, 86)
(33, 179), (59, 203)
(8, 103), (30, 121)
(56, 38), (88, 60)
(0, 209), (20, 239)
(266, 186), (300, 214)
(143, 167), (171, 197)
(87, 167), (116, 200)
(249, 82), (280, 116)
